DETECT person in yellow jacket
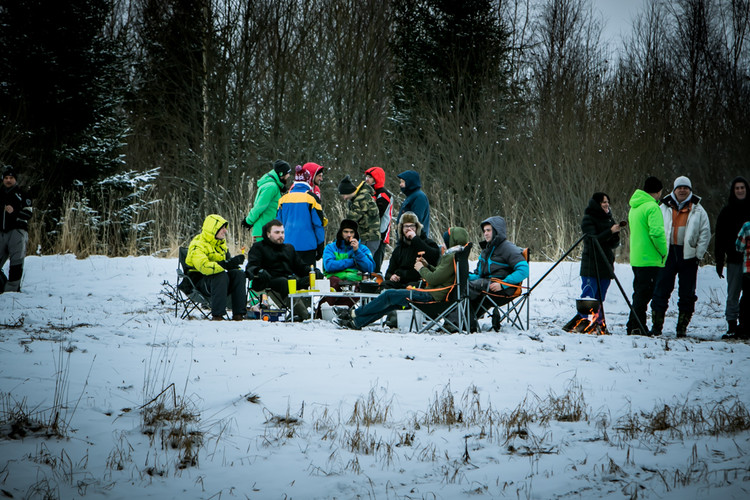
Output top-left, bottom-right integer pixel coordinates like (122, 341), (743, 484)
(186, 214), (247, 320)
(626, 177), (668, 335)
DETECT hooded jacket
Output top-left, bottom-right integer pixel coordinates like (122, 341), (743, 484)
(715, 176), (750, 267)
(302, 162), (324, 200)
(628, 189), (668, 267)
(245, 169), (286, 239)
(580, 198), (620, 278)
(322, 223), (376, 281)
(384, 212), (440, 284)
(345, 181), (381, 242)
(186, 214), (232, 276)
(396, 170), (430, 237)
(276, 181), (325, 252)
(364, 167), (393, 244)
(418, 226), (469, 301)
(0, 182), (33, 232)
(471, 216), (528, 285)
(659, 191), (711, 260)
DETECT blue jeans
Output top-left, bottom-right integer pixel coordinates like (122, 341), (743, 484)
(651, 245), (698, 315)
(578, 276), (611, 323)
(353, 289), (434, 328)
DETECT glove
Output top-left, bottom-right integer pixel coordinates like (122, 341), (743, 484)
(228, 254), (245, 267)
(241, 219), (253, 231)
(716, 263), (724, 279)
(315, 243), (324, 261)
(251, 269), (270, 290)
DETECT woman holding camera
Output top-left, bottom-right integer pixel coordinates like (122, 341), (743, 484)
(563, 192), (623, 333)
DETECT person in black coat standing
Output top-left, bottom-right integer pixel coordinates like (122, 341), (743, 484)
(1, 165), (33, 292)
(563, 192), (622, 333)
(715, 176), (750, 339)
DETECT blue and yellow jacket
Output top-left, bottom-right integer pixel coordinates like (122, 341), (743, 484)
(276, 182), (326, 252)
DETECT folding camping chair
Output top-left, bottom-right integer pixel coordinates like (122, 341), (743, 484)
(407, 243), (473, 334)
(175, 247), (211, 320)
(476, 248), (531, 331)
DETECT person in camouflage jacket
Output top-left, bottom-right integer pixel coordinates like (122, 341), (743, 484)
(337, 175), (381, 256)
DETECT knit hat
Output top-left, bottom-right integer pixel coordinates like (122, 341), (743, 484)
(273, 159), (292, 178)
(294, 164), (311, 183)
(336, 218), (360, 244)
(2, 165), (16, 179)
(338, 175), (357, 195)
(673, 176), (692, 191)
(643, 176), (663, 194)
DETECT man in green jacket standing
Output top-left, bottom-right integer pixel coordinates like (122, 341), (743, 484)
(242, 160), (292, 242)
(626, 176), (668, 335)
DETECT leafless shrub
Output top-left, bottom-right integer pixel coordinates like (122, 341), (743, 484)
(707, 399), (750, 435)
(539, 378), (589, 423)
(341, 425), (381, 455)
(140, 383), (203, 470)
(347, 387), (391, 427)
(422, 384), (462, 427)
(105, 431), (134, 473)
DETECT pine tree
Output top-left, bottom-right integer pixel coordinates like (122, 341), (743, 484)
(0, 0), (128, 198)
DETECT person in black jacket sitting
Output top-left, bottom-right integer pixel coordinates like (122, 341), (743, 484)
(382, 212), (441, 290)
(245, 219), (317, 320)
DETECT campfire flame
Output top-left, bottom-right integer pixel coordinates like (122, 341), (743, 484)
(582, 308), (607, 335)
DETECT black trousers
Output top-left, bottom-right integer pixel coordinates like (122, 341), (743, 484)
(198, 269), (247, 317)
(740, 274), (750, 337)
(626, 266), (660, 334)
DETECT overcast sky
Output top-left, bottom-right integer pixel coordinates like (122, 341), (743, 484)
(595, 0), (647, 46)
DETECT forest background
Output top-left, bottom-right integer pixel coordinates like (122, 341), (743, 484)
(1, 0), (748, 262)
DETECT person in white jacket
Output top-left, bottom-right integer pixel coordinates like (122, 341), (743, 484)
(650, 176), (711, 337)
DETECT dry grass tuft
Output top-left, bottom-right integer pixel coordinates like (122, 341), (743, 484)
(347, 387), (392, 427)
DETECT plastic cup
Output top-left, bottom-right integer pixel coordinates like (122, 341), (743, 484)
(287, 278), (297, 294)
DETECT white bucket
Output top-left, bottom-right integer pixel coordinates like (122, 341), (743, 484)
(397, 309), (415, 330)
(320, 303), (335, 322)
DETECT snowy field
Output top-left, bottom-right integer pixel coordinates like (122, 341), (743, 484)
(0, 254), (748, 499)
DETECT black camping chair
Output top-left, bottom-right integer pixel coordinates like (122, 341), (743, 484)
(175, 247), (211, 320)
(406, 243), (473, 334)
(476, 247), (531, 331)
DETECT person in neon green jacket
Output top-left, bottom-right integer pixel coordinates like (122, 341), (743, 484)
(626, 176), (668, 335)
(242, 160), (292, 241)
(186, 214), (247, 320)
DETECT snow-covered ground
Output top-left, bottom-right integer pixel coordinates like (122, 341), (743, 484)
(0, 255), (748, 499)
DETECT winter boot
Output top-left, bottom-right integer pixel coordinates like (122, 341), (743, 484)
(676, 312), (691, 338)
(385, 310), (399, 328)
(727, 320), (738, 335)
(4, 280), (21, 292)
(492, 307), (501, 332)
(650, 310), (665, 336)
(292, 299), (310, 321)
